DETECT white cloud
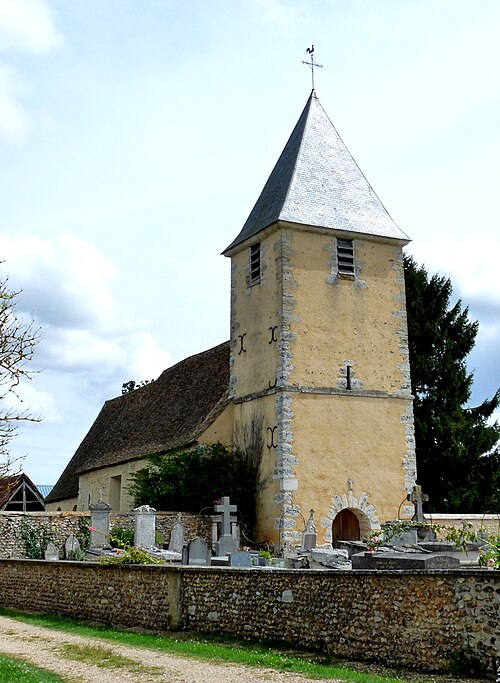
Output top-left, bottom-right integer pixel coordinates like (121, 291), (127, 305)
(409, 237), (500, 323)
(253, 0), (306, 31)
(0, 232), (172, 386)
(0, 0), (62, 54)
(0, 0), (62, 142)
(0, 63), (28, 140)
(4, 381), (61, 424)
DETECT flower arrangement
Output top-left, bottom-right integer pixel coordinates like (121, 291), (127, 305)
(366, 534), (380, 551)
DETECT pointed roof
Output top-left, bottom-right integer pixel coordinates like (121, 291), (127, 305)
(224, 91), (409, 254)
(0, 473), (46, 511)
(46, 342), (230, 504)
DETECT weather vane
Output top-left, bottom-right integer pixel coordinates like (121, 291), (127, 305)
(302, 45), (323, 90)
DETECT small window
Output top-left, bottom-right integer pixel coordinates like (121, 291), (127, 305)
(337, 239), (355, 277)
(249, 243), (261, 284)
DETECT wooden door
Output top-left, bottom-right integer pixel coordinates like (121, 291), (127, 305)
(332, 509), (360, 548)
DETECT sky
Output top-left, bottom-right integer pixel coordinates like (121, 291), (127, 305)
(0, 0), (499, 486)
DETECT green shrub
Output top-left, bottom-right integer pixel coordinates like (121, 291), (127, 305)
(75, 516), (91, 551)
(19, 518), (54, 559)
(449, 647), (485, 677)
(109, 526), (134, 549)
(99, 546), (164, 565)
(128, 443), (258, 533)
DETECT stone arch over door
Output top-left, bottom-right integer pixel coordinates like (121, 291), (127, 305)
(320, 485), (380, 544)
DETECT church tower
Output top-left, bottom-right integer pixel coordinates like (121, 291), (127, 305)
(223, 91), (416, 548)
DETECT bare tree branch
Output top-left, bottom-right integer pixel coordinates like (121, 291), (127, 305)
(0, 274), (41, 477)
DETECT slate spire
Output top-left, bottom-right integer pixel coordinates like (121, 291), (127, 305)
(224, 91), (409, 254)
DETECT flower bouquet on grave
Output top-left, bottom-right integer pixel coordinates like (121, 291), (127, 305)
(366, 534), (380, 552)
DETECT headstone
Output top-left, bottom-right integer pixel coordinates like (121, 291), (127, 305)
(408, 484), (428, 523)
(44, 542), (59, 561)
(65, 534), (81, 559)
(134, 505), (156, 549)
(229, 551), (252, 568)
(168, 521), (185, 553)
(188, 537), (211, 566)
(214, 496), (238, 556)
(89, 500), (112, 548)
(352, 551), (460, 570)
(301, 509), (317, 551)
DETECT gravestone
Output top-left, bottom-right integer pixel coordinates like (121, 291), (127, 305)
(214, 496), (238, 556)
(352, 551), (460, 570)
(134, 505), (156, 549)
(65, 534), (81, 559)
(89, 500), (112, 548)
(44, 542), (59, 561)
(408, 484), (428, 523)
(188, 537), (211, 566)
(229, 551), (252, 568)
(301, 509), (317, 551)
(168, 520), (185, 553)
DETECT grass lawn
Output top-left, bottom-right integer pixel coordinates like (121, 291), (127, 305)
(0, 608), (433, 683)
(0, 654), (65, 683)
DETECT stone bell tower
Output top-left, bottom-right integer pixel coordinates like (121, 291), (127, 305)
(223, 90), (416, 549)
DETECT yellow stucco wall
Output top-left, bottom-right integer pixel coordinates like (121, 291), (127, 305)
(290, 393), (413, 545)
(230, 238), (281, 398)
(45, 497), (78, 512)
(77, 458), (146, 512)
(232, 396), (280, 545)
(289, 230), (409, 393)
(228, 224), (415, 548)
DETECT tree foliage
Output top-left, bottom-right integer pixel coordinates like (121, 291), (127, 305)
(0, 274), (40, 477)
(121, 379), (152, 394)
(404, 255), (500, 512)
(128, 442), (258, 532)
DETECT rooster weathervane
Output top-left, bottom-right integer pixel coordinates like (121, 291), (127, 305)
(301, 45), (323, 90)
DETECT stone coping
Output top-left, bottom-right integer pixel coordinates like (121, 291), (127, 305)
(0, 558), (495, 578)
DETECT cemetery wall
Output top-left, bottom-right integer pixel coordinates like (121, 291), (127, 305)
(0, 560), (497, 675)
(0, 511), (211, 558)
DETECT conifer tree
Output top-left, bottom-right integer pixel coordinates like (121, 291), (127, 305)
(404, 255), (500, 512)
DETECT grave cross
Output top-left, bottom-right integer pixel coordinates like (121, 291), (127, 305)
(215, 496), (237, 536)
(408, 484), (429, 523)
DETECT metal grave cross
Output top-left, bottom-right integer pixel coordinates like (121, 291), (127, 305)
(215, 496), (237, 536)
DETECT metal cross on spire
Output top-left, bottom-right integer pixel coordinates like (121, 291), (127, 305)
(301, 45), (323, 90)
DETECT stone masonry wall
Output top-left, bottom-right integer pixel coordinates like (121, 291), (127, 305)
(0, 560), (181, 631)
(0, 512), (211, 558)
(182, 568), (499, 673)
(0, 560), (497, 675)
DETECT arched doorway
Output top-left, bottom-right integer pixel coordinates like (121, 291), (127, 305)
(332, 509), (360, 548)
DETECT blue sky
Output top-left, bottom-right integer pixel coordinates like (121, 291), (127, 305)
(1, 0), (499, 486)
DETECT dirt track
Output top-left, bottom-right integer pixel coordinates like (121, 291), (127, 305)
(0, 614), (338, 682)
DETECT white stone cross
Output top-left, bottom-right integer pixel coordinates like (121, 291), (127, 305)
(215, 496), (237, 536)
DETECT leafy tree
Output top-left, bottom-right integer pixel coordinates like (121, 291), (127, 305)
(128, 442), (258, 533)
(404, 255), (500, 512)
(121, 379), (152, 394)
(0, 274), (40, 477)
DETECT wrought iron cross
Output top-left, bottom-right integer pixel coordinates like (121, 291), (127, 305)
(302, 45), (323, 90)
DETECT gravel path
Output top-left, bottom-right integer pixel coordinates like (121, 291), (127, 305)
(0, 614), (338, 683)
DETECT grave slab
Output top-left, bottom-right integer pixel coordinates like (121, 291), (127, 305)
(352, 551), (461, 570)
